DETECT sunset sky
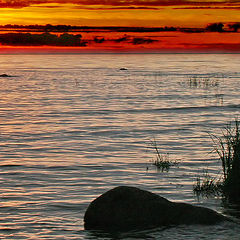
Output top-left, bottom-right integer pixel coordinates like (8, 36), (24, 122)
(0, 1), (239, 52)
(0, 0), (240, 27)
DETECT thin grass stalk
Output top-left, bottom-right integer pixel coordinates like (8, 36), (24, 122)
(210, 134), (228, 180)
(151, 139), (161, 161)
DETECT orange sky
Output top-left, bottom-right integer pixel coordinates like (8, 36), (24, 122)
(0, 0), (240, 27)
(0, 1), (239, 52)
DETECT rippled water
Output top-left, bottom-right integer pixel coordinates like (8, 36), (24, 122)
(0, 53), (240, 239)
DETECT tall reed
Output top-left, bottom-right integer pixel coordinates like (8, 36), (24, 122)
(211, 119), (240, 201)
(194, 119), (240, 202)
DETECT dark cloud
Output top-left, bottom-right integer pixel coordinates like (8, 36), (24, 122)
(73, 6), (160, 10)
(0, 0), (45, 8)
(1, 0), (240, 8)
(174, 6), (240, 9)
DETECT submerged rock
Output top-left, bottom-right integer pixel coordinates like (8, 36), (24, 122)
(84, 186), (229, 232)
(0, 74), (14, 77)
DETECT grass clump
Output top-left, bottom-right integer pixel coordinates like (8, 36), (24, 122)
(212, 119), (240, 202)
(193, 170), (223, 197)
(187, 76), (219, 89)
(194, 119), (240, 202)
(150, 139), (177, 172)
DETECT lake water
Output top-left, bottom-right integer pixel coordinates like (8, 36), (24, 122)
(0, 53), (240, 239)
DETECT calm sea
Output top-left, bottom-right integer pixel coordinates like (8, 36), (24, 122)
(0, 53), (240, 239)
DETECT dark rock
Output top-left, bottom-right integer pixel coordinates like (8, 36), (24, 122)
(0, 74), (14, 77)
(119, 68), (128, 71)
(84, 186), (229, 232)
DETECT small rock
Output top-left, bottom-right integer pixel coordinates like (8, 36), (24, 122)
(0, 74), (14, 77)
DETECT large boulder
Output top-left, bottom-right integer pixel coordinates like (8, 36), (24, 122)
(84, 186), (229, 232)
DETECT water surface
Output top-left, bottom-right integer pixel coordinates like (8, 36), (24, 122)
(0, 54), (240, 239)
